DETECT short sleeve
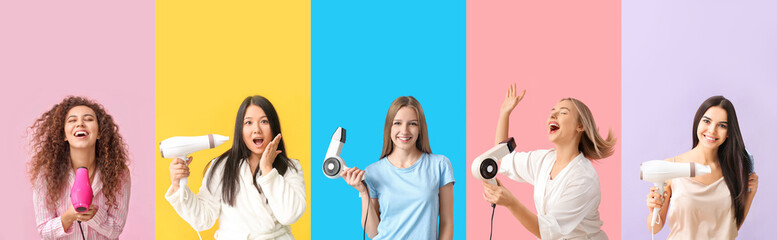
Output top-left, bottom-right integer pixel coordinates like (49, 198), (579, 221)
(438, 155), (455, 188)
(499, 149), (550, 185)
(365, 165), (379, 199)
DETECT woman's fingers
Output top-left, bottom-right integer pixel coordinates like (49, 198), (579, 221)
(356, 170), (365, 182)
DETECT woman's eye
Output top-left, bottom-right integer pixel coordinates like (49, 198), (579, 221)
(244, 121), (252, 125)
(261, 120), (269, 124)
(720, 124), (728, 129)
(703, 119), (710, 124)
(393, 122), (401, 125)
(410, 122), (418, 126)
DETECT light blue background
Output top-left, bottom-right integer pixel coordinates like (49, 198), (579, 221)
(311, 1), (465, 239)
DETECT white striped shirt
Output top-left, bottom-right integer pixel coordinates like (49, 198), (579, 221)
(32, 169), (130, 240)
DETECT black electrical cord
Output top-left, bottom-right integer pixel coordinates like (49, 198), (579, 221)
(77, 221), (85, 240)
(364, 196), (370, 240)
(489, 204), (496, 240)
(362, 180), (371, 240)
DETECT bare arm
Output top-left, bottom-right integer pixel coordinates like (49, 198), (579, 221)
(495, 83), (525, 145)
(438, 183), (454, 240)
(483, 178), (539, 238)
(342, 167), (381, 238)
(646, 182), (672, 234)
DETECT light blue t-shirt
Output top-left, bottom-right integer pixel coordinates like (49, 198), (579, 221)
(364, 153), (455, 240)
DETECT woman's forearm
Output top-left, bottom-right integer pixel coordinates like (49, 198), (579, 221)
(506, 199), (540, 238)
(495, 113), (511, 145)
(438, 184), (454, 240)
(360, 192), (379, 238)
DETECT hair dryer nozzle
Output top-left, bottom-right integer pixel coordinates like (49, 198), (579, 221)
(472, 138), (516, 185)
(70, 167), (93, 213)
(160, 134), (229, 187)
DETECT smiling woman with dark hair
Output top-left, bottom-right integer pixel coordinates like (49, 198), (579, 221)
(29, 96), (131, 240)
(646, 95), (758, 239)
(165, 95), (306, 240)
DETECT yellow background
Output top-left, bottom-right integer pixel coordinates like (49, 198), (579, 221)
(156, 1), (310, 239)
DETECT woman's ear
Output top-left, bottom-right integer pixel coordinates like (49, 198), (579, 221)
(577, 123), (584, 133)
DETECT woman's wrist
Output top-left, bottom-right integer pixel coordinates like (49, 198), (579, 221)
(63, 210), (76, 224)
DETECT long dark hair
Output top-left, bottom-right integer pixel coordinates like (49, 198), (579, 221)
(206, 95), (295, 206)
(28, 96), (130, 210)
(692, 95), (750, 227)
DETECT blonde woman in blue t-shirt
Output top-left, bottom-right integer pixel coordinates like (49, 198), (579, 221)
(342, 96), (454, 240)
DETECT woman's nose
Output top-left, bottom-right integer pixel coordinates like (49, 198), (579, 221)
(708, 124), (717, 134)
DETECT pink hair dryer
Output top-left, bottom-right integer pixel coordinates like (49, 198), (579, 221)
(70, 167), (93, 213)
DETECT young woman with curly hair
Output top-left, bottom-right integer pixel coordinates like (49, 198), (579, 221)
(28, 96), (131, 240)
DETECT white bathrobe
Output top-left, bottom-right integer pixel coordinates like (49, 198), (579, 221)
(166, 158), (306, 240)
(500, 149), (607, 240)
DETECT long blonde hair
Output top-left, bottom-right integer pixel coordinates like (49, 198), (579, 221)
(562, 98), (616, 160)
(380, 96), (432, 159)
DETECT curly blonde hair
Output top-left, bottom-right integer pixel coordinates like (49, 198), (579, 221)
(28, 96), (130, 210)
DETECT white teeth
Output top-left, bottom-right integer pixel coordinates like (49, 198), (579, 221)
(398, 137), (411, 141)
(74, 131), (88, 137)
(704, 135), (717, 141)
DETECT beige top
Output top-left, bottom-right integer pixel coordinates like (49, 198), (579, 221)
(666, 177), (737, 240)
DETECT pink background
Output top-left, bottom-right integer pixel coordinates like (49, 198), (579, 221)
(0, 1), (154, 239)
(467, 0), (621, 238)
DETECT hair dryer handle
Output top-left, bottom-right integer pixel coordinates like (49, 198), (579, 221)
(651, 182), (666, 227)
(180, 177), (188, 187)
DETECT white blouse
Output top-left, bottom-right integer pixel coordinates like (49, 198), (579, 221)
(165, 158), (306, 240)
(500, 149), (607, 240)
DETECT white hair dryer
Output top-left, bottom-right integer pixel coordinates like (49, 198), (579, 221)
(322, 127), (364, 181)
(472, 137), (516, 186)
(640, 160), (711, 227)
(160, 134), (229, 186)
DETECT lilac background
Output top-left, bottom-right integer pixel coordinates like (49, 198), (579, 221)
(0, 1), (155, 239)
(623, 0), (777, 239)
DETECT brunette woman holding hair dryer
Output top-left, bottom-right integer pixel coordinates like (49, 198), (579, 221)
(166, 95), (306, 239)
(645, 96), (758, 239)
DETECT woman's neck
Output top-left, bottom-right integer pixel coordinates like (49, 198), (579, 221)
(388, 147), (423, 169)
(691, 146), (720, 166)
(554, 141), (579, 166)
(248, 153), (261, 173)
(70, 146), (96, 175)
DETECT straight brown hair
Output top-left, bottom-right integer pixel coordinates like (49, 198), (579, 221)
(380, 96), (432, 159)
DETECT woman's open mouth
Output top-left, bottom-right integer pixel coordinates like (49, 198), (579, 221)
(549, 122), (560, 134)
(74, 130), (89, 138)
(253, 137), (264, 147)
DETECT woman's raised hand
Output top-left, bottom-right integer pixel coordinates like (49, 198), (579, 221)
(260, 133), (283, 174)
(500, 83), (526, 116)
